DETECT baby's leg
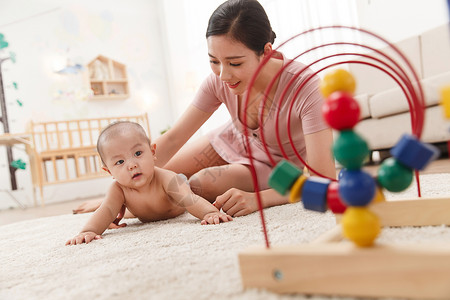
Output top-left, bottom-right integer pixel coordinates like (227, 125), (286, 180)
(164, 136), (255, 201)
(73, 199), (135, 218)
(72, 199), (103, 214)
(188, 163), (255, 202)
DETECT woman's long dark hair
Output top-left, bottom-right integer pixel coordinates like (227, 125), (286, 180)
(206, 0), (276, 55)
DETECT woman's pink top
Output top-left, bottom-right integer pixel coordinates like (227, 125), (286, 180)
(192, 53), (328, 189)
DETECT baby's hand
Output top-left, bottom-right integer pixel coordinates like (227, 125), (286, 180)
(201, 212), (233, 225)
(65, 231), (102, 246)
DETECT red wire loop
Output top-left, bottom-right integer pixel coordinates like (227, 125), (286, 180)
(242, 26), (426, 248)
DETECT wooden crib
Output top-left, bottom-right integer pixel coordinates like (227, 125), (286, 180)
(27, 114), (150, 206)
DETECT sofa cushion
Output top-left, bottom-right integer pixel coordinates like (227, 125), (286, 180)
(355, 105), (450, 150)
(422, 71), (450, 104)
(420, 23), (450, 78)
(348, 35), (423, 96)
(369, 80), (443, 119)
(370, 88), (407, 119)
(354, 93), (371, 120)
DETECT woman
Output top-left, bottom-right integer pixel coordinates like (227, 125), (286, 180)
(74, 0), (336, 218)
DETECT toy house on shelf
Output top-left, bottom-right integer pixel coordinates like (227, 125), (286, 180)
(87, 55), (129, 100)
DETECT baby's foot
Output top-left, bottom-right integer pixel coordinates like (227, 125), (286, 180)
(72, 199), (102, 214)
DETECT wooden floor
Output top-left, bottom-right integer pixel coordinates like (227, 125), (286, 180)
(0, 158), (448, 227)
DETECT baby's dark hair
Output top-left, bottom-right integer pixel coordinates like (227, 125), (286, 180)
(97, 121), (150, 165)
(206, 0), (276, 56)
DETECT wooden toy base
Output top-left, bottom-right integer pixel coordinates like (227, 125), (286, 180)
(239, 197), (450, 299)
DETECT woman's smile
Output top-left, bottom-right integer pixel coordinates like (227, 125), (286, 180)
(226, 81), (241, 89)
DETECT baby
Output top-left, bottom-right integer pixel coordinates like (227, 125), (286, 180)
(66, 121), (232, 245)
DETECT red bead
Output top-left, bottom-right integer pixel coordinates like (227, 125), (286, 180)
(327, 181), (347, 214)
(322, 91), (360, 130)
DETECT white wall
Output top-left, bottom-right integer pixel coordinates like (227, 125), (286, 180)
(0, 0), (171, 209)
(158, 0), (230, 137)
(355, 0), (449, 42)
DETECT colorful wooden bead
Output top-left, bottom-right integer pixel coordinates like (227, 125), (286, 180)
(320, 69), (356, 98)
(338, 168), (347, 180)
(301, 176), (331, 212)
(372, 186), (386, 203)
(342, 207), (381, 247)
(268, 160), (302, 195)
(333, 130), (369, 169)
(441, 85), (450, 119)
(322, 92), (360, 130)
(390, 134), (440, 170)
(338, 169), (376, 206)
(289, 175), (307, 203)
(339, 170), (376, 206)
(377, 157), (413, 192)
(327, 181), (347, 214)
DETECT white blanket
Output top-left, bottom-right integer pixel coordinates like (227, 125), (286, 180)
(1, 173), (449, 300)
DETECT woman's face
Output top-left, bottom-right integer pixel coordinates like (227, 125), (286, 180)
(207, 35), (263, 95)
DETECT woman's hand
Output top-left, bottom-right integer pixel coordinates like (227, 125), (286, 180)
(213, 188), (259, 217)
(108, 204), (127, 229)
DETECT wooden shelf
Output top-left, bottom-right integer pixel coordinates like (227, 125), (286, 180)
(87, 55), (129, 100)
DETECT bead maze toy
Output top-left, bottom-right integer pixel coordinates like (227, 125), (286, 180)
(238, 26), (450, 299)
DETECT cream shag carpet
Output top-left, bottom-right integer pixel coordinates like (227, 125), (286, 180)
(1, 173), (450, 300)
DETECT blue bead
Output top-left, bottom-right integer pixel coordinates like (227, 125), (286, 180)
(390, 134), (440, 170)
(338, 168), (347, 180)
(301, 177), (331, 212)
(339, 169), (376, 206)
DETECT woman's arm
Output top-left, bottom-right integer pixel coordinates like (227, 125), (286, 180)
(304, 128), (337, 179)
(154, 104), (213, 167)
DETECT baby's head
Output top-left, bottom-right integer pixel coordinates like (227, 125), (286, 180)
(97, 121), (151, 167)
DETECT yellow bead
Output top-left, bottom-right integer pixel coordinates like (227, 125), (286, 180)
(441, 85), (450, 119)
(372, 186), (385, 203)
(320, 69), (356, 98)
(289, 175), (307, 203)
(342, 207), (381, 247)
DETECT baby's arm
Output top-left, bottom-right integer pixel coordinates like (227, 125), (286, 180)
(66, 183), (125, 245)
(165, 173), (232, 224)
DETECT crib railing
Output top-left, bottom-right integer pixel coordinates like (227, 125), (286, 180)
(27, 113), (150, 206)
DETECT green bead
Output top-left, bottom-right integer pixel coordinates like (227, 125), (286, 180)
(333, 130), (369, 169)
(268, 160), (302, 195)
(377, 157), (413, 192)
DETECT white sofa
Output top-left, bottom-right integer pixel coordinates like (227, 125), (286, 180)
(348, 23), (450, 155)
